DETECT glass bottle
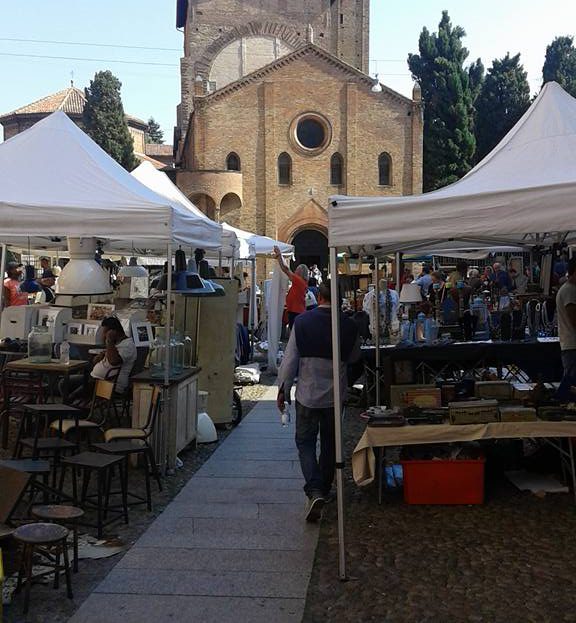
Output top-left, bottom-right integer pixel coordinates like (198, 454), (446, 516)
(28, 325), (52, 363)
(171, 332), (184, 375)
(183, 334), (194, 368)
(149, 330), (165, 378)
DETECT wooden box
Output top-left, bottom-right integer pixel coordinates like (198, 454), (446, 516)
(449, 400), (499, 425)
(475, 381), (512, 400)
(390, 384), (438, 408)
(500, 406), (537, 422)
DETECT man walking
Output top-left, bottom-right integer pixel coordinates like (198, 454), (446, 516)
(277, 281), (360, 522)
(556, 258), (576, 389)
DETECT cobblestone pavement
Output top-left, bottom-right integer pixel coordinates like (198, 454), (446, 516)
(1, 380), (271, 623)
(303, 409), (576, 623)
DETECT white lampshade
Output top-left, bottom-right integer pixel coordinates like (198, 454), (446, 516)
(399, 283), (423, 304)
(118, 257), (148, 278)
(56, 237), (112, 296)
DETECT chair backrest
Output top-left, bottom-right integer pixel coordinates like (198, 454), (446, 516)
(0, 466), (30, 524)
(143, 385), (162, 436)
(86, 379), (116, 425)
(95, 379), (116, 401)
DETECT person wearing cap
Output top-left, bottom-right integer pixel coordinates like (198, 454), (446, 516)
(3, 262), (27, 307)
(37, 256), (56, 302)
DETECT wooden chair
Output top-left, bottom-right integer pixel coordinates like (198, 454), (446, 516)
(97, 385), (163, 498)
(1, 370), (45, 449)
(49, 379), (116, 443)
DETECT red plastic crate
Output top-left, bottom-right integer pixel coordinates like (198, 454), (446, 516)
(401, 457), (485, 505)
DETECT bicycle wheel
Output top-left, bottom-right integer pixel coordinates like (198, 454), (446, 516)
(231, 389), (243, 427)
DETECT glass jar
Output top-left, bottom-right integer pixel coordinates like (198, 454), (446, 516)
(28, 325), (52, 363)
(149, 330), (166, 378)
(171, 332), (184, 375)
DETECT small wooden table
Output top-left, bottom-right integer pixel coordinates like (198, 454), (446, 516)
(6, 358), (89, 402)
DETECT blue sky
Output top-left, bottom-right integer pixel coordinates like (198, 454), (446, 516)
(1, 1), (575, 142)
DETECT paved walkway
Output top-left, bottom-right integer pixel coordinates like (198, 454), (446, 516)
(69, 386), (318, 623)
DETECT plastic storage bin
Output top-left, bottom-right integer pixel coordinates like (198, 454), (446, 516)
(401, 457), (485, 505)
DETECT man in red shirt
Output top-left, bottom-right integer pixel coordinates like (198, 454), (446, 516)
(273, 246), (309, 329)
(3, 262), (27, 308)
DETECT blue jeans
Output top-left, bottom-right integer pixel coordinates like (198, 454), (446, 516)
(295, 401), (335, 498)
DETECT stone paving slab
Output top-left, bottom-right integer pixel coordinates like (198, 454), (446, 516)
(95, 568), (310, 598)
(116, 547), (315, 573)
(69, 594), (304, 623)
(69, 388), (316, 623)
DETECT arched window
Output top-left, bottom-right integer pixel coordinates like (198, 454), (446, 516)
(278, 152), (292, 185)
(378, 152), (392, 186)
(330, 152), (343, 185)
(226, 152), (241, 171)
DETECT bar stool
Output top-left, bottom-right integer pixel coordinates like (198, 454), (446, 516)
(31, 505), (85, 572)
(58, 451), (128, 538)
(13, 522), (72, 615)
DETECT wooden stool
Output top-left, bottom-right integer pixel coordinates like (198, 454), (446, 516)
(31, 505), (84, 572)
(0, 459), (53, 507)
(59, 452), (128, 538)
(92, 440), (162, 511)
(13, 522), (72, 615)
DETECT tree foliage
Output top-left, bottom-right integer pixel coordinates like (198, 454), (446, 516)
(408, 11), (483, 191)
(543, 36), (576, 97)
(83, 70), (138, 171)
(475, 53), (531, 162)
(146, 117), (164, 144)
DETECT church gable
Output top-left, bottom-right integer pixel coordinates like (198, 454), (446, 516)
(197, 44), (412, 109)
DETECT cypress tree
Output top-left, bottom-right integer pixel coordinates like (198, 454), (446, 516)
(408, 11), (483, 191)
(475, 53), (531, 162)
(146, 117), (164, 144)
(543, 36), (576, 96)
(83, 70), (138, 171)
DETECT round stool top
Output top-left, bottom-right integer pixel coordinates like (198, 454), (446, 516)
(32, 505), (85, 521)
(13, 522), (69, 544)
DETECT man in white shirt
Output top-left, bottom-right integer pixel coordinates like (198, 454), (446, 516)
(556, 258), (576, 385)
(92, 316), (137, 393)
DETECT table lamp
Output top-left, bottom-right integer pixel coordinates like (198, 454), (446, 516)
(399, 283), (422, 320)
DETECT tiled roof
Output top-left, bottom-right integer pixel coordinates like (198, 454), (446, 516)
(134, 152), (168, 170)
(5, 87), (86, 116)
(144, 144), (173, 156)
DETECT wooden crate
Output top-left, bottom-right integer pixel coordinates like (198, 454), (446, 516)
(475, 381), (512, 400)
(449, 400), (499, 424)
(390, 384), (438, 408)
(500, 406), (537, 422)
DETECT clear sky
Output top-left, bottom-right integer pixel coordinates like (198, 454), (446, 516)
(1, 1), (575, 143)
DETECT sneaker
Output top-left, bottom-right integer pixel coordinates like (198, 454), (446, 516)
(323, 489), (337, 504)
(305, 494), (325, 523)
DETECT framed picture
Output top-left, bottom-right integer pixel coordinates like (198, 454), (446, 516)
(67, 322), (83, 336)
(84, 324), (99, 338)
(87, 303), (115, 321)
(132, 322), (153, 347)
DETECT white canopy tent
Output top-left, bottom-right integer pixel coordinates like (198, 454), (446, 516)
(327, 81), (576, 580)
(131, 162), (241, 258)
(0, 111), (222, 253)
(221, 222), (293, 259)
(330, 82), (576, 256)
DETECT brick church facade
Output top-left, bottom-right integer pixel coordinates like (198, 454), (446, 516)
(174, 0), (423, 268)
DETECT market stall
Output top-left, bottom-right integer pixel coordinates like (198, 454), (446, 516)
(0, 111), (225, 470)
(327, 81), (576, 578)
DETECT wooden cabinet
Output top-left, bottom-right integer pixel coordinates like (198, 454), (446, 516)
(132, 369), (199, 474)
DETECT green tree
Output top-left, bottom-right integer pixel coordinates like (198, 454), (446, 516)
(475, 53), (531, 161)
(543, 36), (576, 96)
(408, 11), (483, 191)
(146, 117), (164, 144)
(83, 70), (138, 170)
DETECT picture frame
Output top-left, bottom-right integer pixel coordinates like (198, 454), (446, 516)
(132, 321), (153, 347)
(84, 324), (98, 338)
(67, 322), (83, 337)
(87, 303), (115, 321)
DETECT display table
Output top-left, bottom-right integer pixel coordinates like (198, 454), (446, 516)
(131, 368), (200, 474)
(362, 340), (563, 404)
(352, 420), (576, 487)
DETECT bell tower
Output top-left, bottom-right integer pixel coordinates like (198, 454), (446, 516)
(175, 0), (369, 143)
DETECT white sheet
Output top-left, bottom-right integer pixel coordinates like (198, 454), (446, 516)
(266, 267), (288, 374)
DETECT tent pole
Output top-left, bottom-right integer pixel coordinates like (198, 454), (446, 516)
(163, 242), (173, 475)
(330, 246), (347, 581)
(0, 244), (6, 310)
(249, 257), (257, 360)
(395, 251), (402, 290)
(374, 257), (381, 406)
